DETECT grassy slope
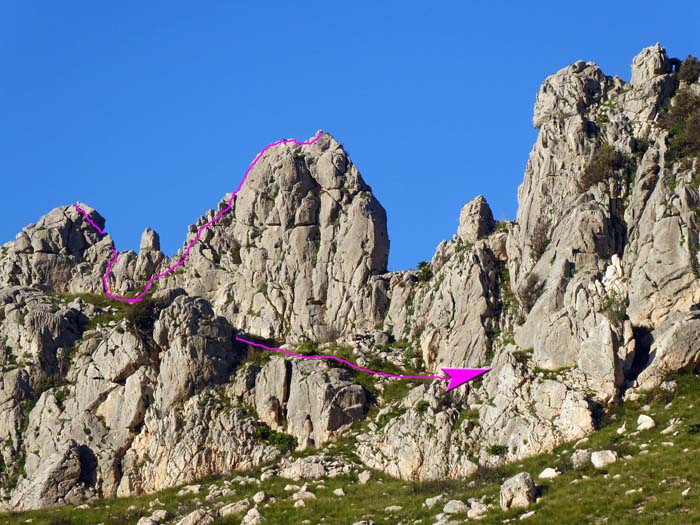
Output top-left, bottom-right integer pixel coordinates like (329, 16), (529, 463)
(2, 374), (700, 525)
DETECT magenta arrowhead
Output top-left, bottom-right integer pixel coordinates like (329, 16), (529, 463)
(441, 368), (491, 391)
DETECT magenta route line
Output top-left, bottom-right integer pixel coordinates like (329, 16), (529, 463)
(73, 130), (324, 304)
(235, 336), (448, 381)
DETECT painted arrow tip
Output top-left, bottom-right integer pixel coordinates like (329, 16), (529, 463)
(441, 367), (491, 391)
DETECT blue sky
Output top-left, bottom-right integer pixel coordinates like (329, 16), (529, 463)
(2, 2), (699, 271)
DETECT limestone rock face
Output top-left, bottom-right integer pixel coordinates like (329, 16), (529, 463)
(0, 202), (169, 300)
(356, 385), (479, 480)
(635, 311), (700, 391)
(117, 401), (278, 496)
(0, 290), (278, 509)
(8, 440), (85, 511)
(0, 287), (84, 375)
(251, 356), (368, 449)
(166, 133), (389, 343)
(458, 195), (495, 243)
(631, 44), (671, 85)
(478, 349), (594, 462)
(0, 204), (113, 294)
(381, 234), (500, 373)
(152, 296), (237, 412)
(506, 42), (693, 404)
(140, 228), (161, 252)
(285, 360), (367, 449)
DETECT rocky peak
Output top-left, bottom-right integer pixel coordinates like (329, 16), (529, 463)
(139, 227), (160, 252)
(533, 60), (609, 128)
(164, 132), (390, 342)
(0, 203), (114, 293)
(630, 43), (671, 85)
(457, 195), (495, 243)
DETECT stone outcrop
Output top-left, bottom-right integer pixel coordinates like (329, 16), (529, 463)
(165, 133), (389, 343)
(356, 384), (479, 480)
(379, 213), (501, 372)
(457, 195), (495, 243)
(8, 440), (86, 510)
(499, 472), (536, 510)
(0, 204), (113, 294)
(140, 228), (160, 252)
(634, 311), (700, 390)
(251, 356), (368, 449)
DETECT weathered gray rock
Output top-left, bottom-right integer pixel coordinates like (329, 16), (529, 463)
(5, 44), (700, 510)
(591, 450), (618, 469)
(571, 449), (592, 469)
(479, 350), (594, 462)
(467, 500), (490, 519)
(0, 287), (83, 376)
(458, 195), (495, 243)
(443, 499), (468, 514)
(381, 237), (500, 373)
(175, 509), (216, 525)
(219, 498), (251, 516)
(357, 384), (478, 480)
(153, 295), (236, 412)
(166, 133), (389, 343)
(0, 204), (113, 294)
(116, 401), (278, 496)
(251, 356), (367, 448)
(140, 228), (161, 252)
(137, 510), (169, 525)
(499, 472), (536, 511)
(538, 467), (560, 479)
(8, 440), (84, 511)
(285, 360), (367, 448)
(635, 311), (700, 390)
(241, 507), (264, 525)
(637, 414), (656, 431)
(276, 454), (354, 481)
(631, 44), (671, 85)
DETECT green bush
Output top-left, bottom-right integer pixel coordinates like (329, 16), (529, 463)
(125, 298), (157, 333)
(486, 444), (508, 457)
(578, 143), (628, 192)
(602, 292), (627, 325)
(512, 348), (533, 365)
(416, 261), (433, 282)
(415, 400), (430, 414)
(497, 265), (517, 318)
(253, 424), (298, 453)
(659, 88), (700, 163)
(267, 431), (298, 453)
(678, 55), (700, 83)
(296, 340), (319, 355)
(54, 389), (66, 409)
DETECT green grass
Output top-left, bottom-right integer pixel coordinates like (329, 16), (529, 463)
(54, 293), (131, 331)
(54, 293), (159, 334)
(2, 375), (700, 525)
